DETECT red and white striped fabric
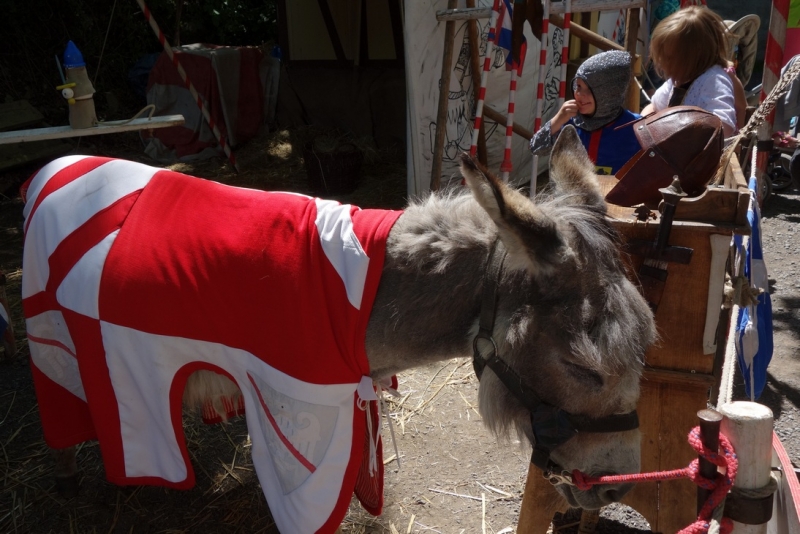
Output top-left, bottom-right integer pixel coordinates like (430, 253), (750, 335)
(762, 0), (790, 105)
(21, 156), (402, 533)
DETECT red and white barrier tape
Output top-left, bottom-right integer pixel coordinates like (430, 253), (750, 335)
(135, 0), (240, 172)
(530, 0), (551, 193)
(470, 0), (503, 158)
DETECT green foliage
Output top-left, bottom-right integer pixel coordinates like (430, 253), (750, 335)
(181, 0), (278, 47)
(0, 0), (277, 123)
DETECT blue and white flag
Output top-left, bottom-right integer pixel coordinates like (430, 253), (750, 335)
(734, 177), (773, 400)
(0, 299), (8, 344)
(496, 0), (527, 71)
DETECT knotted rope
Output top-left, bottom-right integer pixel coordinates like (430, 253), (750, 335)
(571, 427), (738, 534)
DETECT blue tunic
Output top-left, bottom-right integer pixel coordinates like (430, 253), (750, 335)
(530, 109), (642, 175)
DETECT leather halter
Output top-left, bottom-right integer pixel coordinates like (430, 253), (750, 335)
(471, 240), (640, 481)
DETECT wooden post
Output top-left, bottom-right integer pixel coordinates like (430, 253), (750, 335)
(517, 466), (569, 533)
(624, 8), (640, 112)
(719, 401), (774, 533)
(466, 0), (489, 166)
(430, 0), (459, 192)
(483, 106), (533, 140)
(697, 409), (723, 514)
(549, 15), (624, 52)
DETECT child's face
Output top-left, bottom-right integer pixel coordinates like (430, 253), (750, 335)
(573, 78), (596, 116)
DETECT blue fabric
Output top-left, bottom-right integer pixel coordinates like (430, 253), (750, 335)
(497, 0), (527, 69)
(572, 109), (641, 175)
(734, 177), (773, 399)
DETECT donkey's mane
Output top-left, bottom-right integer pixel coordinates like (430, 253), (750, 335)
(386, 185), (645, 379)
(398, 187), (624, 275)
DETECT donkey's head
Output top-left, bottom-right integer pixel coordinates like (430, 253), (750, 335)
(460, 126), (656, 509)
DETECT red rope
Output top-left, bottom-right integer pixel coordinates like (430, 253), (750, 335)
(571, 427), (738, 534)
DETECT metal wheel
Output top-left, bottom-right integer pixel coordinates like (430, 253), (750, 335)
(760, 171), (773, 208)
(769, 152), (794, 191)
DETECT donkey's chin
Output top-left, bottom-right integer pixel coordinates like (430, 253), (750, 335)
(556, 481), (635, 510)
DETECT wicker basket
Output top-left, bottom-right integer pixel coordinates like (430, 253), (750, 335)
(303, 141), (363, 195)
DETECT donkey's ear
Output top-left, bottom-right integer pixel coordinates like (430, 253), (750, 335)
(459, 153), (572, 276)
(549, 125), (605, 209)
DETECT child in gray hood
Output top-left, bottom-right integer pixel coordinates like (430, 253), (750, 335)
(530, 50), (641, 175)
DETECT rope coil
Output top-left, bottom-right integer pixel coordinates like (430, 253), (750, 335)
(571, 427), (739, 534)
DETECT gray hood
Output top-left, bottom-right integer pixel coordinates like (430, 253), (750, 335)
(572, 50), (632, 131)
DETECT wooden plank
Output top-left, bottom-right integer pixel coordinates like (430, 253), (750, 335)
(643, 367), (717, 387)
(671, 187), (743, 224)
(621, 380), (662, 531)
(550, 15), (625, 52)
(483, 106), (533, 140)
(0, 115), (185, 145)
(657, 384), (710, 534)
(0, 100), (45, 132)
(550, 0), (646, 15)
(517, 466), (569, 532)
(621, 224), (722, 373)
(436, 6), (491, 21)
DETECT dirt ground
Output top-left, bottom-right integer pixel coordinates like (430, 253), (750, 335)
(0, 128), (798, 533)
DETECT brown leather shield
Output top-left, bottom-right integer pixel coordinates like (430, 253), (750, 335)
(605, 106), (724, 207)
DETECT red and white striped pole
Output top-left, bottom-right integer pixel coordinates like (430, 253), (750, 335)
(557, 0), (572, 109)
(500, 63), (520, 182)
(530, 0), (551, 195)
(499, 1), (518, 182)
(135, 0), (240, 173)
(470, 0), (502, 158)
(756, 0), (789, 205)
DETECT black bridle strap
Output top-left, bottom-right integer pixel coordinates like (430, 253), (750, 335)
(471, 239), (640, 476)
(567, 411), (640, 433)
(472, 240), (506, 379)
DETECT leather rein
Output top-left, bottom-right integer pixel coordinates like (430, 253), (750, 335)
(471, 240), (640, 484)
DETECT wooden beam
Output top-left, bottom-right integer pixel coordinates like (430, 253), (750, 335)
(436, 7), (491, 21)
(550, 15), (624, 52)
(317, 0), (348, 63)
(430, 0), (459, 191)
(624, 8), (642, 112)
(483, 106), (532, 140)
(642, 366), (718, 387)
(550, 0), (645, 14)
(0, 115), (186, 145)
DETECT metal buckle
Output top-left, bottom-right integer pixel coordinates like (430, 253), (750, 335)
(543, 469), (576, 487)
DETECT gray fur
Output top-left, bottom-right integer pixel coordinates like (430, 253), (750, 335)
(367, 128), (655, 509)
(52, 129), (656, 512)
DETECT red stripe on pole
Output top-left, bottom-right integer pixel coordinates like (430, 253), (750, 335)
(135, 0), (240, 173)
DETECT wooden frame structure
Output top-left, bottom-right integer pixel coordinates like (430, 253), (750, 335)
(430, 0), (645, 191)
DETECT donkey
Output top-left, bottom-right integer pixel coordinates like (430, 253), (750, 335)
(21, 126), (655, 532)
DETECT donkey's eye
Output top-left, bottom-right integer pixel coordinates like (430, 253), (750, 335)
(564, 361), (603, 388)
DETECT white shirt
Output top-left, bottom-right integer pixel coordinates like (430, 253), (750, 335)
(651, 64), (737, 137)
